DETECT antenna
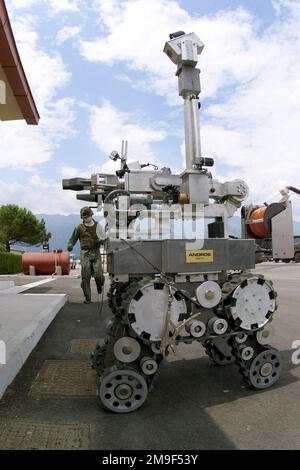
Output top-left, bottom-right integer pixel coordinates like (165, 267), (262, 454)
(121, 140), (128, 160)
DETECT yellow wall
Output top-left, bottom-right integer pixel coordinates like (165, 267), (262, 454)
(0, 65), (23, 121)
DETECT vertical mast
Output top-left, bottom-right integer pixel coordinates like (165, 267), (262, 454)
(164, 31), (204, 170)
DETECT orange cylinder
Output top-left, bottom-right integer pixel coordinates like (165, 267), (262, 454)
(248, 206), (271, 238)
(22, 252), (71, 275)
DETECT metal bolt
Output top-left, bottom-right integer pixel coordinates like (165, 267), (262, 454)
(260, 362), (272, 377)
(122, 346), (133, 355)
(205, 289), (215, 300)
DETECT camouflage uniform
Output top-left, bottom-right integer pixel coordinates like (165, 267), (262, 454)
(67, 207), (105, 303)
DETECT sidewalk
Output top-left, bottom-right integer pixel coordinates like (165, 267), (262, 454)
(0, 277), (67, 399)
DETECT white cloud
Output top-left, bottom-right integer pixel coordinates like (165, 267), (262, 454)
(3, 0), (300, 220)
(0, 14), (75, 171)
(0, 123), (53, 170)
(114, 73), (133, 84)
(85, 100), (166, 165)
(6, 0), (39, 8)
(80, 0), (300, 219)
(271, 0), (300, 16)
(80, 0), (184, 104)
(200, 3), (300, 218)
(47, 0), (82, 13)
(9, 15), (71, 107)
(59, 163), (88, 179)
(56, 26), (81, 45)
(7, 0), (83, 15)
(59, 162), (111, 179)
(0, 176), (82, 215)
(79, 0), (264, 104)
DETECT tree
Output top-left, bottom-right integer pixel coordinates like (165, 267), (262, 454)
(0, 205), (51, 252)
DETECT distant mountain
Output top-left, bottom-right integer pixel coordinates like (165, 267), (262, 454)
(13, 214), (300, 254)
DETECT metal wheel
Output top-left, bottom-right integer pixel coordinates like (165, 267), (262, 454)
(113, 337), (141, 363)
(234, 333), (248, 344)
(209, 348), (235, 366)
(91, 339), (107, 374)
(247, 348), (282, 389)
(295, 252), (300, 263)
(98, 368), (148, 413)
(204, 339), (235, 366)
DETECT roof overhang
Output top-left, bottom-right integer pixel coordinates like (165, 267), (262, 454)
(0, 0), (39, 125)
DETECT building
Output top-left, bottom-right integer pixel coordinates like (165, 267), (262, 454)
(0, 0), (39, 124)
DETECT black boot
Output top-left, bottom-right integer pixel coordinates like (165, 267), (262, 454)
(95, 279), (103, 294)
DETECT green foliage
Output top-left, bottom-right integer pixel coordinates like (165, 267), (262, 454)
(0, 204), (51, 252)
(0, 252), (22, 274)
(0, 242), (5, 252)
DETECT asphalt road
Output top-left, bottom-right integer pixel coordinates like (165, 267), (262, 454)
(0, 263), (300, 450)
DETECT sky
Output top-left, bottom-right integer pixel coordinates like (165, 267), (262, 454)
(1, 0), (300, 217)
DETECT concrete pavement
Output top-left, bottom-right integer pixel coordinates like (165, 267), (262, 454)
(0, 264), (299, 449)
(0, 277), (67, 398)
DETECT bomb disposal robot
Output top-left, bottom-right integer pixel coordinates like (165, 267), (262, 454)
(63, 31), (282, 413)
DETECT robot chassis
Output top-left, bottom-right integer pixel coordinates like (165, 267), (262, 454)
(63, 31), (282, 413)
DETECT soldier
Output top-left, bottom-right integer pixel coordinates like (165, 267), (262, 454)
(67, 207), (106, 304)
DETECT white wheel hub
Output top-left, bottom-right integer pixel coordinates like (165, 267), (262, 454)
(229, 277), (276, 331)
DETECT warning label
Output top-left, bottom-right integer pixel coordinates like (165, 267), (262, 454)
(186, 250), (214, 263)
